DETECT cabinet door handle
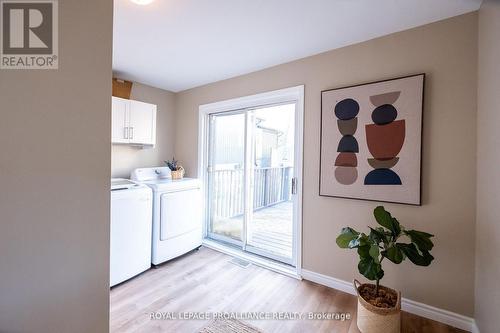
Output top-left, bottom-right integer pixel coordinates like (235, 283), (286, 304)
(124, 127), (129, 139)
(130, 127), (134, 140)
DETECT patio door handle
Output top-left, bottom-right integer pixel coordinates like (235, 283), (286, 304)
(292, 177), (298, 195)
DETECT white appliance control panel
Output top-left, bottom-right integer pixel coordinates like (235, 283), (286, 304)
(131, 167), (172, 181)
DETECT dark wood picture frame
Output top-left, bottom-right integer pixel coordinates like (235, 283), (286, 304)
(319, 73), (425, 206)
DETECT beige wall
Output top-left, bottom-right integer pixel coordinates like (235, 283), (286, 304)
(0, 1), (113, 332)
(475, 1), (500, 332)
(175, 13), (478, 316)
(111, 82), (176, 178)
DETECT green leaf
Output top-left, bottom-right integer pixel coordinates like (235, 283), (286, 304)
(369, 227), (388, 244)
(391, 218), (402, 236)
(397, 243), (434, 266)
(357, 245), (370, 258)
(369, 244), (380, 263)
(405, 230), (434, 251)
(373, 206), (392, 229)
(336, 227), (359, 248)
(348, 233), (369, 249)
(373, 206), (401, 237)
(358, 257), (384, 281)
(383, 244), (404, 264)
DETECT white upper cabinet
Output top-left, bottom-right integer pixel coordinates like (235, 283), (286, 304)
(129, 100), (157, 146)
(111, 96), (157, 147)
(111, 97), (129, 144)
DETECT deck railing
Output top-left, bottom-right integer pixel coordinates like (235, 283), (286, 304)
(210, 166), (293, 220)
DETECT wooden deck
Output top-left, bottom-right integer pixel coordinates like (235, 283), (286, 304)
(212, 201), (293, 259)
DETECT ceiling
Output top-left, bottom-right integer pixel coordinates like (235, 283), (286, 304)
(113, 0), (482, 92)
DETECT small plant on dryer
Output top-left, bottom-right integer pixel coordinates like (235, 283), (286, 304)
(165, 157), (181, 171)
(336, 206), (435, 306)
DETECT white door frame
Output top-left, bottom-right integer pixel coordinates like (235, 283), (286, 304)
(198, 85), (304, 276)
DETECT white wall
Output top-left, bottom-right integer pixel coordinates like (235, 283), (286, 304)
(0, 0), (113, 332)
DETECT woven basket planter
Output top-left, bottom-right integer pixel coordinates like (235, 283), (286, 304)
(354, 279), (401, 333)
(171, 166), (185, 180)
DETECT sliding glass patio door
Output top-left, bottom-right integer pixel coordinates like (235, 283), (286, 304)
(206, 103), (298, 266)
(245, 104), (295, 264)
(207, 111), (246, 245)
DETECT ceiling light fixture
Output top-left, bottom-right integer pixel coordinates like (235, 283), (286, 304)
(130, 0), (155, 5)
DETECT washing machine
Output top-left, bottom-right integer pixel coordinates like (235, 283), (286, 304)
(110, 178), (152, 286)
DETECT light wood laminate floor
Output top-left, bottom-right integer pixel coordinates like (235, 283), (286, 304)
(110, 247), (466, 333)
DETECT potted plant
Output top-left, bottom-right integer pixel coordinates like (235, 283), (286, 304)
(336, 206), (434, 333)
(165, 157), (185, 180)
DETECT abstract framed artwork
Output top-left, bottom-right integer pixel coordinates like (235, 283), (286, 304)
(319, 74), (424, 205)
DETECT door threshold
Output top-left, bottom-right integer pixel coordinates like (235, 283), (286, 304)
(203, 239), (302, 280)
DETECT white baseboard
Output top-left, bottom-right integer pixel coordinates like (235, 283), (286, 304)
(471, 321), (480, 333)
(301, 269), (476, 332)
